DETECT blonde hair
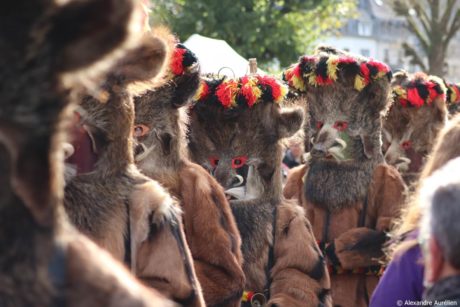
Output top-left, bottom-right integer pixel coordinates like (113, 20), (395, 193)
(388, 114), (460, 258)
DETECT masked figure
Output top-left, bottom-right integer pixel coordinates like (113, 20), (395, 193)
(283, 47), (405, 307)
(64, 33), (205, 306)
(383, 71), (447, 186)
(188, 74), (332, 306)
(133, 44), (245, 307)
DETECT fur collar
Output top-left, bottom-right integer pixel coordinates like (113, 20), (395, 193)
(304, 158), (375, 211)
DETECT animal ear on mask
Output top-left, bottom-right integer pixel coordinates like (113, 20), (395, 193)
(167, 44), (200, 108)
(170, 70), (201, 109)
(433, 97), (448, 123)
(111, 28), (173, 85)
(391, 70), (409, 86)
(277, 107), (304, 139)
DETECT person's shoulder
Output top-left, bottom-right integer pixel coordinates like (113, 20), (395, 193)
(180, 160), (212, 181)
(373, 163), (404, 181)
(371, 163), (406, 194)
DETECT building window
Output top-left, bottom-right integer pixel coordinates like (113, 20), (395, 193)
(360, 49), (370, 57)
(358, 21), (373, 36)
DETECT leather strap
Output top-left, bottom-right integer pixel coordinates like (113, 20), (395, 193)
(123, 201), (131, 267)
(264, 204), (277, 300)
(358, 194), (369, 228)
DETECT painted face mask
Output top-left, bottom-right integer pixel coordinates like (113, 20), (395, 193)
(189, 73), (302, 201)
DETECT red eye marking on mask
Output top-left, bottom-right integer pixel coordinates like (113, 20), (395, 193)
(333, 121), (348, 131)
(401, 140), (412, 150)
(209, 157), (220, 168)
(133, 124), (150, 137)
(232, 156), (248, 169)
(316, 121), (324, 129)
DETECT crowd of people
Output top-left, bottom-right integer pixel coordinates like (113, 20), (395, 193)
(2, 1), (460, 307)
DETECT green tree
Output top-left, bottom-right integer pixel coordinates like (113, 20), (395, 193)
(390, 0), (460, 76)
(152, 0), (356, 68)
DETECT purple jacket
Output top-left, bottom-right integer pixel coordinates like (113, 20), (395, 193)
(370, 235), (424, 307)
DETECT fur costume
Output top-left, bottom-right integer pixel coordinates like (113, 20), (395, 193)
(383, 71), (448, 186)
(283, 47), (405, 307)
(64, 34), (204, 306)
(0, 1), (175, 306)
(133, 44), (245, 307)
(188, 74), (332, 306)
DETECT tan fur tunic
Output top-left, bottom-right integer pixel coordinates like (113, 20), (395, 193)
(284, 164), (405, 307)
(162, 161), (245, 307)
(267, 200), (332, 306)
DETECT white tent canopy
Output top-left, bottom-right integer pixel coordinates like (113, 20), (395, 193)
(183, 34), (265, 77)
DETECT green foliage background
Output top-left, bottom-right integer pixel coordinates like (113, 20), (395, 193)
(152, 0), (356, 69)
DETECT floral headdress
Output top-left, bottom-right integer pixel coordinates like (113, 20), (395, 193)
(194, 74), (288, 109)
(132, 43), (199, 107)
(393, 75), (446, 108)
(283, 55), (391, 92)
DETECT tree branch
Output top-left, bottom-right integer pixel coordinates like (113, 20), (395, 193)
(444, 8), (460, 45)
(391, 0), (409, 16)
(430, 0), (439, 23)
(440, 0), (456, 30)
(402, 42), (428, 71)
(406, 14), (430, 52)
(413, 1), (431, 37)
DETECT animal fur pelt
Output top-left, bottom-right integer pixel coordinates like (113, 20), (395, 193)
(0, 0), (175, 306)
(63, 32), (204, 306)
(383, 71), (448, 186)
(188, 74), (332, 306)
(283, 46), (405, 306)
(133, 43), (245, 307)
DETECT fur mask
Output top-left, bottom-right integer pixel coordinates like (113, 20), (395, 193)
(188, 74), (303, 202)
(284, 46), (392, 211)
(68, 31), (172, 176)
(383, 71), (447, 181)
(133, 43), (200, 175)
